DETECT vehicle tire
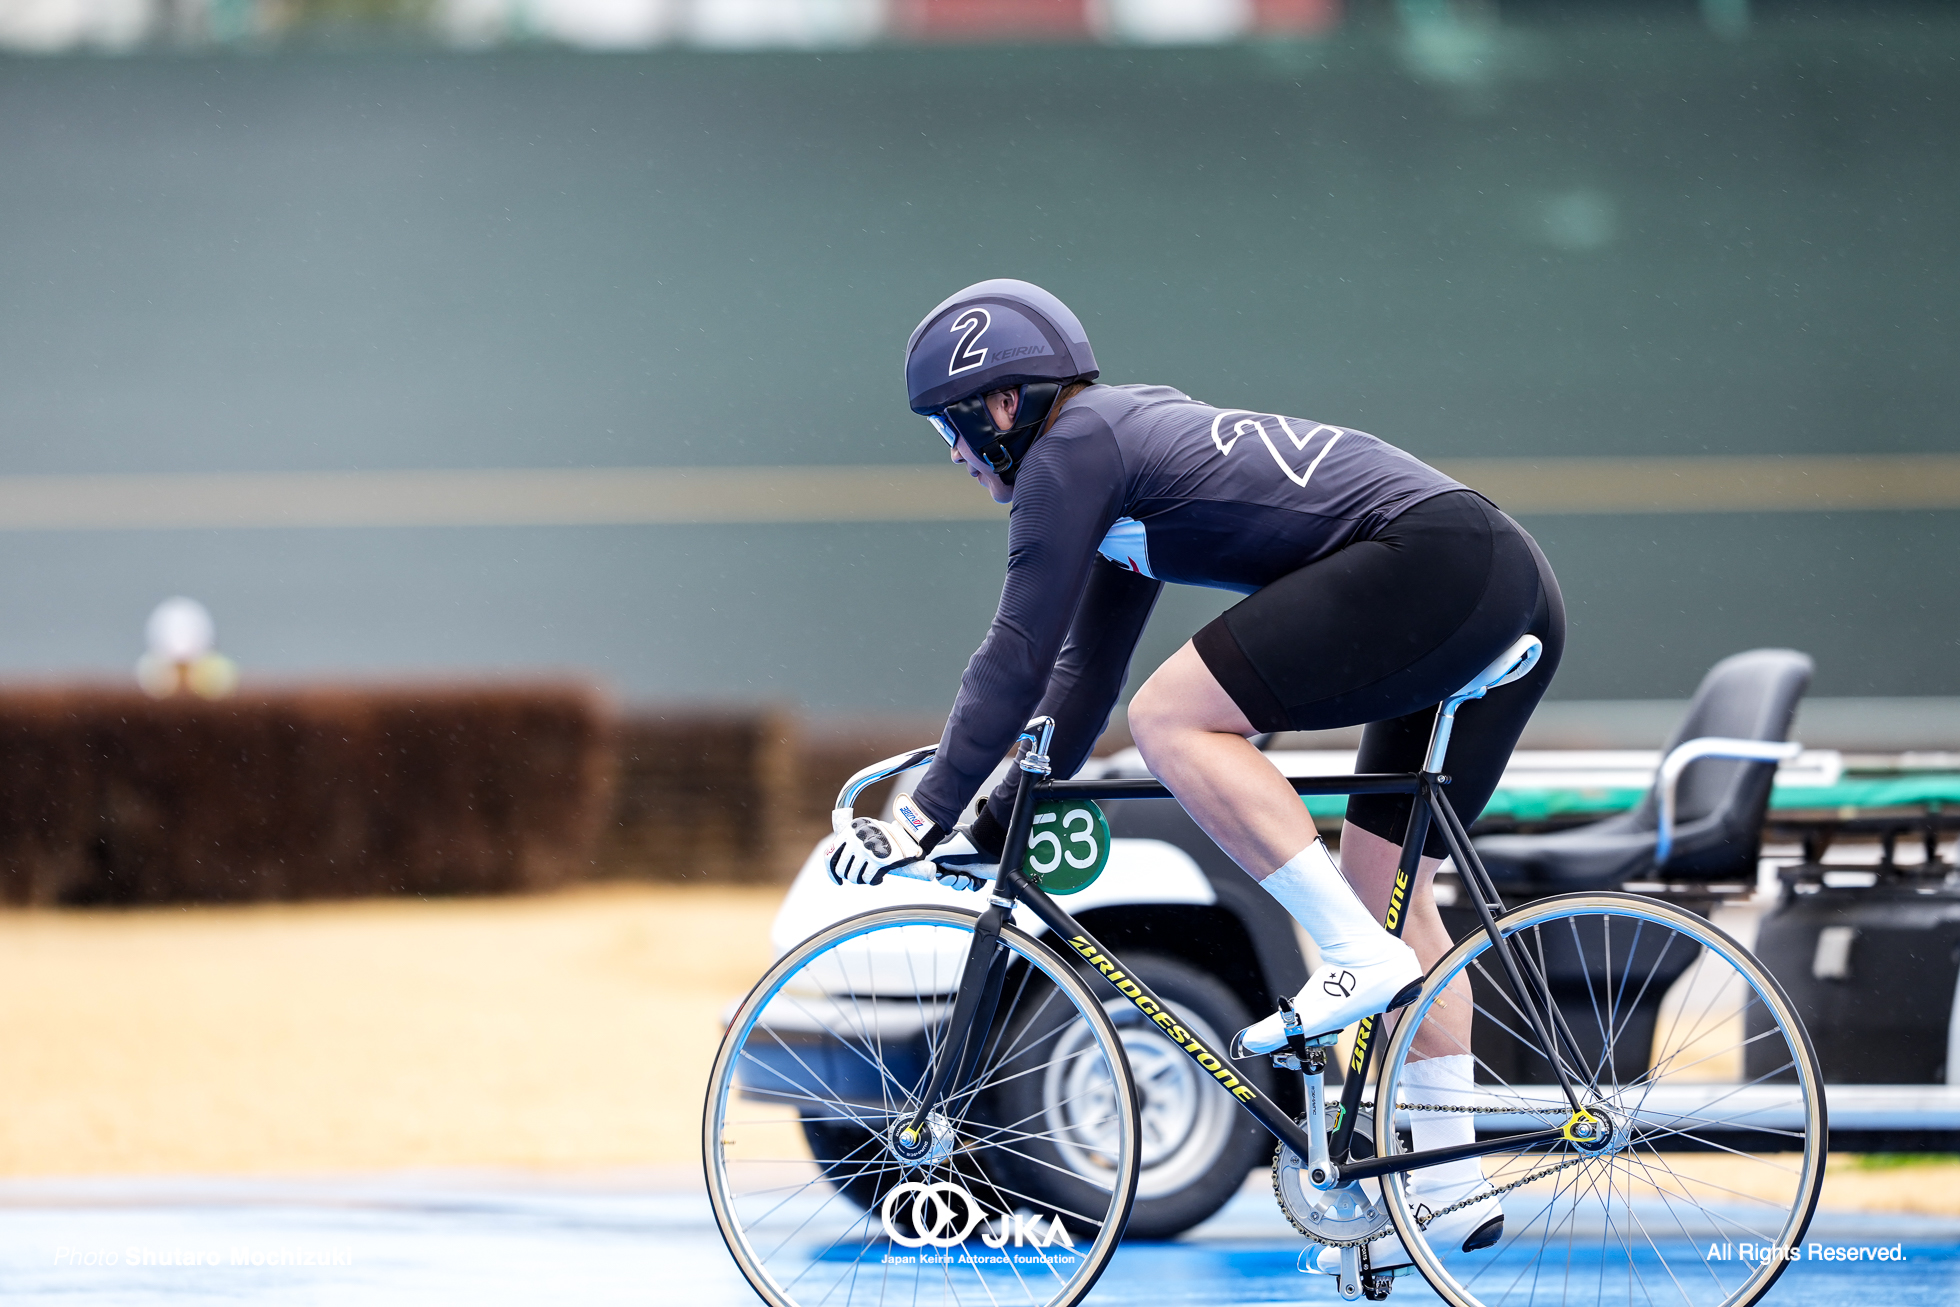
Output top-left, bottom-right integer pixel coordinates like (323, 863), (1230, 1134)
(705, 905), (1139, 1307)
(983, 951), (1274, 1241)
(1374, 892), (1827, 1307)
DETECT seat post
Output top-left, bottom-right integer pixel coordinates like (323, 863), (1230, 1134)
(1421, 695), (1469, 775)
(1422, 634), (1545, 775)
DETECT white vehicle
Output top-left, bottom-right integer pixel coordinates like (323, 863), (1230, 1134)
(765, 748), (1314, 1240)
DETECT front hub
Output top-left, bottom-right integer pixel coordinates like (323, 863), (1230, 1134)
(890, 1111), (958, 1167)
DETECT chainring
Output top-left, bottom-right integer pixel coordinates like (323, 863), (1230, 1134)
(1271, 1109), (1395, 1248)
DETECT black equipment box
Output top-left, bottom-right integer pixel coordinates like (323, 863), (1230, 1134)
(1750, 876), (1960, 1085)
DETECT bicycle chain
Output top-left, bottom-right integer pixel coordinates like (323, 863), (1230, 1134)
(1334, 1102), (1614, 1234)
(1388, 1102), (1572, 1115)
(1414, 1148), (1605, 1227)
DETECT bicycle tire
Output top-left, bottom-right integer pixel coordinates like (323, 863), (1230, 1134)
(704, 905), (1140, 1307)
(1374, 892), (1826, 1307)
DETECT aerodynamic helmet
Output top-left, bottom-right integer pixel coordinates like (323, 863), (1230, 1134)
(904, 279), (1098, 482)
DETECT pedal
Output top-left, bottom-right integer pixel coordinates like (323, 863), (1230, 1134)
(1231, 996), (1345, 1063)
(1266, 994), (1342, 1071)
(1355, 1242), (1396, 1300)
(1271, 1045), (1329, 1073)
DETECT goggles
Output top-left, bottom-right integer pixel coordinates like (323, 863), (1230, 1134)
(925, 393), (1000, 454)
(923, 381), (1063, 483)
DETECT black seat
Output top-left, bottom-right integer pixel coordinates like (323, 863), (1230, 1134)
(1473, 649), (1813, 893)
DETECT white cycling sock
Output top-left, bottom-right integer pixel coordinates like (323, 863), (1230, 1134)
(1398, 1054), (1485, 1201)
(1314, 1054), (1497, 1275)
(1259, 839), (1401, 968)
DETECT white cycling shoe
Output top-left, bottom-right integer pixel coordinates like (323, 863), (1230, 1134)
(1312, 1192), (1504, 1273)
(1233, 943), (1424, 1055)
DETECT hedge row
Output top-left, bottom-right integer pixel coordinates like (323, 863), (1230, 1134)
(594, 713), (953, 884)
(0, 687), (616, 905)
(594, 709), (802, 884)
(0, 690), (963, 903)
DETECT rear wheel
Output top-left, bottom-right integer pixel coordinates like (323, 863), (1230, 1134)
(705, 906), (1140, 1307)
(1375, 892), (1826, 1307)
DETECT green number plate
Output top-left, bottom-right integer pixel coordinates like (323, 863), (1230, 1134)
(1025, 799), (1110, 895)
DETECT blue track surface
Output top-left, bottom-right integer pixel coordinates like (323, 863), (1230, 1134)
(1, 1176), (1953, 1305)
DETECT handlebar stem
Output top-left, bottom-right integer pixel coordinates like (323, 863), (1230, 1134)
(1016, 716), (1055, 776)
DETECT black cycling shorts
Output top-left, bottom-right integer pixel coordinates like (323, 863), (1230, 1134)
(1193, 490), (1564, 857)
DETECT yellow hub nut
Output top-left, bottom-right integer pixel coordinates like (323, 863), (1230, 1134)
(1562, 1108), (1604, 1145)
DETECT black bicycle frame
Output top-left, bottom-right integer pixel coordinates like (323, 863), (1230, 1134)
(905, 748), (1580, 1185)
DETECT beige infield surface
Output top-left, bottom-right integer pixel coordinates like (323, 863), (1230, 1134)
(0, 883), (779, 1176)
(1, 883), (1957, 1215)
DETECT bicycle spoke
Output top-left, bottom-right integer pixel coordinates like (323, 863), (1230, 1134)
(708, 908), (1135, 1307)
(739, 1034), (885, 1133)
(1621, 1145), (1794, 1242)
(1375, 897), (1822, 1307)
(768, 988), (932, 1110)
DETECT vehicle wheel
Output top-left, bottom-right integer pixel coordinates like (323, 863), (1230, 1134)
(983, 951), (1274, 1241)
(1374, 892), (1826, 1307)
(705, 905), (1139, 1307)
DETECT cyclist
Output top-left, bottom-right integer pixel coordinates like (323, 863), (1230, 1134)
(828, 278), (1563, 1262)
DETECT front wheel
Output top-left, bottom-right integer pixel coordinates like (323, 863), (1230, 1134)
(1374, 892), (1826, 1307)
(704, 905), (1140, 1307)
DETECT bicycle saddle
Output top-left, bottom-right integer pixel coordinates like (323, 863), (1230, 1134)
(1450, 634), (1542, 707)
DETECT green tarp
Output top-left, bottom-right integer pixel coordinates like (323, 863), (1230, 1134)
(1304, 775), (1960, 824)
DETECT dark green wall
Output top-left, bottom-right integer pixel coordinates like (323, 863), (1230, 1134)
(1, 20), (1955, 704)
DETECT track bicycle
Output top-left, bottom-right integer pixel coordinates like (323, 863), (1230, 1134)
(704, 635), (1826, 1307)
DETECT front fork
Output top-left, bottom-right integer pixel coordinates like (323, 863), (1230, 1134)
(899, 719), (1055, 1146)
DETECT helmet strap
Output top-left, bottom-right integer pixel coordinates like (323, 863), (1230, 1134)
(971, 382), (1063, 483)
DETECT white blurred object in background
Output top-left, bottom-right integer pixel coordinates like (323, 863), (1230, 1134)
(682, 0), (882, 48)
(440, 0), (679, 48)
(3, 0), (1343, 50)
(137, 597), (240, 700)
(1093, 0), (1247, 45)
(0, 0), (150, 50)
